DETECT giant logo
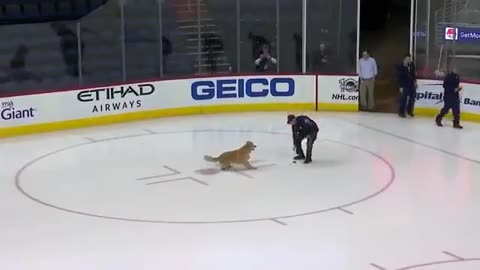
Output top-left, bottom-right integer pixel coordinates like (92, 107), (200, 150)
(1, 100), (36, 121)
(191, 78), (295, 100)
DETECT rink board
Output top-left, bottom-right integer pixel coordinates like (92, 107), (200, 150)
(415, 79), (480, 121)
(0, 75), (317, 138)
(317, 75), (360, 111)
(2, 75), (480, 138)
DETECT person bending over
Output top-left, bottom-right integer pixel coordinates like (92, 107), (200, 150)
(287, 114), (319, 164)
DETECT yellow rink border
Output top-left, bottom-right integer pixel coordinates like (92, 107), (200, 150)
(317, 102), (359, 112)
(319, 102), (480, 122)
(2, 102), (480, 139)
(0, 103), (314, 138)
(413, 107), (480, 122)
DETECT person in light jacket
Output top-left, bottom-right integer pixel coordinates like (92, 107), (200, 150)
(358, 50), (378, 111)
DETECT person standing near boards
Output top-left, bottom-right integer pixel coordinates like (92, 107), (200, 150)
(435, 66), (463, 129)
(396, 53), (417, 118)
(358, 50), (378, 111)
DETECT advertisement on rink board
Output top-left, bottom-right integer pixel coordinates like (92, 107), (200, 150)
(317, 75), (359, 104)
(191, 77), (296, 100)
(1, 75), (315, 128)
(188, 75), (315, 105)
(416, 80), (480, 113)
(414, 80), (444, 108)
(76, 82), (156, 114)
(0, 99), (37, 125)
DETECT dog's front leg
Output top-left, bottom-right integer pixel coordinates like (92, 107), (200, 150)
(243, 162), (256, 170)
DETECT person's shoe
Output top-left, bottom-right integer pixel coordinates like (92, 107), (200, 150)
(435, 117), (443, 127)
(453, 123), (463, 129)
(304, 157), (312, 164)
(398, 113), (406, 118)
(408, 113), (415, 117)
(294, 154), (305, 160)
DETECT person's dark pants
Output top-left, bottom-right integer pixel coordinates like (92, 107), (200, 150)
(399, 86), (416, 116)
(295, 131), (318, 159)
(436, 97), (460, 124)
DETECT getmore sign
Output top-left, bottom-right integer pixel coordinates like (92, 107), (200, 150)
(444, 26), (480, 42)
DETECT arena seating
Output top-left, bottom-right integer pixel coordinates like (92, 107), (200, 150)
(0, 0), (107, 24)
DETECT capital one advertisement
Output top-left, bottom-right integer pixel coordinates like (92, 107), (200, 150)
(416, 79), (480, 113)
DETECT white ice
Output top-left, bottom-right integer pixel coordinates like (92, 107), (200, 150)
(1, 112), (479, 270)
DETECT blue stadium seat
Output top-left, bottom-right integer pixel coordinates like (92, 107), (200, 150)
(4, 4), (23, 19)
(40, 1), (56, 17)
(89, 0), (106, 10)
(22, 3), (41, 19)
(57, 1), (73, 17)
(72, 0), (88, 17)
(0, 0), (35, 4)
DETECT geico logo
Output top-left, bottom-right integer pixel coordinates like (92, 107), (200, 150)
(416, 91), (443, 100)
(1, 107), (36, 120)
(77, 83), (155, 102)
(191, 78), (295, 100)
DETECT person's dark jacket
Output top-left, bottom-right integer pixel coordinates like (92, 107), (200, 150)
(396, 62), (416, 89)
(292, 116), (319, 137)
(443, 72), (461, 100)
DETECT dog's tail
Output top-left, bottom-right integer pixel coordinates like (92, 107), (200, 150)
(204, 155), (219, 162)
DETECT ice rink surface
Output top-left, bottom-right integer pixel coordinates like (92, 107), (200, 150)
(1, 112), (480, 270)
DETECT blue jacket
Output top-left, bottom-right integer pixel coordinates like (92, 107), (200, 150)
(443, 72), (461, 100)
(292, 115), (319, 137)
(396, 62), (416, 88)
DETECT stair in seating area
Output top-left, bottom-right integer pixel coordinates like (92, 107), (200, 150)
(170, 0), (232, 74)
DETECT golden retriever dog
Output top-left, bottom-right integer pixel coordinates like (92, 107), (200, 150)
(204, 141), (257, 170)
